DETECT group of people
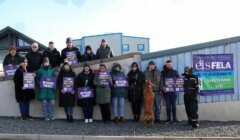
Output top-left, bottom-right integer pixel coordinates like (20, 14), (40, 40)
(3, 37), (200, 130)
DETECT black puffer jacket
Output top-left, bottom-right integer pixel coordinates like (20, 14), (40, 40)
(3, 53), (22, 66)
(127, 69), (144, 103)
(60, 46), (82, 63)
(161, 65), (180, 92)
(43, 48), (61, 68)
(26, 51), (43, 72)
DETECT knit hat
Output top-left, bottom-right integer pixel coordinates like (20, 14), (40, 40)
(101, 39), (106, 43)
(66, 37), (72, 43)
(148, 61), (155, 65)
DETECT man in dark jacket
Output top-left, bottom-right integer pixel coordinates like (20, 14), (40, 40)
(182, 66), (200, 130)
(43, 41), (61, 68)
(26, 43), (43, 72)
(144, 61), (164, 123)
(82, 45), (96, 62)
(161, 60), (180, 124)
(61, 37), (82, 64)
(3, 46), (22, 66)
(95, 39), (114, 59)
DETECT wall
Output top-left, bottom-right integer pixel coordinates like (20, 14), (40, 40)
(122, 36), (149, 55)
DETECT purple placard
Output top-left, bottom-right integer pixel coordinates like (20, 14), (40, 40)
(66, 51), (77, 65)
(175, 77), (184, 92)
(113, 76), (129, 87)
(40, 77), (56, 89)
(164, 78), (175, 92)
(77, 87), (94, 99)
(23, 72), (35, 89)
(98, 72), (110, 87)
(63, 77), (74, 92)
(3, 65), (18, 80)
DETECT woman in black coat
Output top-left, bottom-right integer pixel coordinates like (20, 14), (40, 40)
(57, 62), (76, 122)
(76, 63), (95, 123)
(127, 62), (145, 121)
(13, 57), (35, 121)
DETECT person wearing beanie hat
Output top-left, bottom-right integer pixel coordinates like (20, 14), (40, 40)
(36, 57), (56, 121)
(26, 43), (43, 72)
(127, 62), (145, 121)
(43, 41), (61, 68)
(82, 45), (96, 62)
(161, 60), (180, 124)
(96, 39), (114, 60)
(94, 63), (113, 124)
(144, 60), (164, 123)
(57, 61), (76, 123)
(13, 57), (35, 121)
(61, 37), (82, 64)
(3, 45), (22, 66)
(76, 63), (95, 123)
(110, 62), (128, 123)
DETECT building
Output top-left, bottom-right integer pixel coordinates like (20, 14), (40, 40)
(0, 26), (47, 64)
(72, 33), (149, 56)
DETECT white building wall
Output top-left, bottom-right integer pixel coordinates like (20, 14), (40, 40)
(122, 36), (149, 54)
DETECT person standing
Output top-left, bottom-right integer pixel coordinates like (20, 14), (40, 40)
(61, 37), (82, 64)
(26, 43), (43, 72)
(76, 63), (95, 123)
(94, 63), (112, 124)
(3, 46), (22, 66)
(182, 66), (200, 130)
(144, 61), (164, 123)
(36, 57), (56, 121)
(43, 41), (61, 68)
(161, 60), (180, 124)
(82, 45), (96, 61)
(95, 39), (114, 59)
(57, 62), (76, 123)
(127, 62), (144, 122)
(13, 58), (35, 121)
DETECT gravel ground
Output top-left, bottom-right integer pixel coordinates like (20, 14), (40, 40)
(0, 117), (240, 137)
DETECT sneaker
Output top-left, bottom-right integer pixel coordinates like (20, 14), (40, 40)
(85, 119), (89, 123)
(89, 119), (93, 123)
(49, 116), (55, 120)
(26, 116), (34, 121)
(173, 119), (179, 124)
(45, 117), (50, 121)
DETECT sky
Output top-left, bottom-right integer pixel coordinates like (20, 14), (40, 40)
(1, 0), (240, 52)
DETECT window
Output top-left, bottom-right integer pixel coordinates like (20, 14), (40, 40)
(137, 44), (145, 51)
(122, 44), (129, 51)
(18, 39), (30, 47)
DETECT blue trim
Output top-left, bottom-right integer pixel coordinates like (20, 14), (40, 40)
(148, 38), (150, 53)
(123, 35), (150, 39)
(81, 37), (85, 54)
(72, 38), (82, 41)
(122, 44), (129, 51)
(120, 34), (123, 55)
(137, 44), (145, 51)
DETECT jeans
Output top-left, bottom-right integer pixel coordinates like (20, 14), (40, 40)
(164, 92), (177, 121)
(42, 100), (55, 118)
(19, 101), (30, 117)
(64, 106), (73, 115)
(82, 105), (93, 119)
(112, 97), (125, 117)
(153, 92), (161, 120)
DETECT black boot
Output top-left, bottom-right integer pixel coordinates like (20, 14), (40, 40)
(134, 115), (137, 121)
(69, 115), (74, 123)
(66, 114), (70, 122)
(136, 115), (140, 122)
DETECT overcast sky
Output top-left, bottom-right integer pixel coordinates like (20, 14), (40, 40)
(1, 0), (240, 52)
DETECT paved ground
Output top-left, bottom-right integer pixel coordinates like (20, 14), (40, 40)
(0, 117), (240, 137)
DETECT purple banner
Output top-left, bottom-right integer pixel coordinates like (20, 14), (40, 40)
(98, 72), (110, 87)
(63, 77), (74, 92)
(77, 87), (94, 99)
(40, 77), (56, 89)
(23, 72), (35, 89)
(66, 51), (77, 65)
(164, 78), (184, 92)
(3, 65), (18, 80)
(113, 76), (129, 87)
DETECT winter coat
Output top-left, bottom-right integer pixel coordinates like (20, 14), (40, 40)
(57, 68), (76, 107)
(60, 46), (82, 63)
(43, 48), (61, 68)
(110, 70), (128, 98)
(144, 68), (164, 92)
(13, 66), (35, 102)
(26, 51), (43, 72)
(36, 66), (56, 100)
(82, 52), (96, 62)
(93, 71), (112, 104)
(76, 69), (95, 107)
(3, 53), (22, 66)
(127, 69), (145, 103)
(95, 45), (114, 59)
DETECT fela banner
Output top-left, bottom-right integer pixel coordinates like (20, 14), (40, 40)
(193, 54), (234, 95)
